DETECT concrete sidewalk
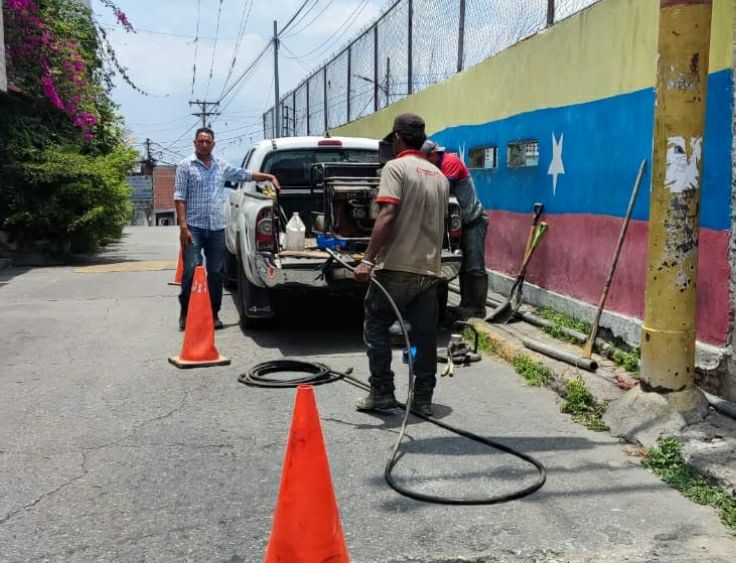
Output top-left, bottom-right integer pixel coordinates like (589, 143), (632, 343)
(463, 293), (736, 502)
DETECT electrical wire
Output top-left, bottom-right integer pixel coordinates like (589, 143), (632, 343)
(218, 40), (273, 105)
(239, 249), (547, 505)
(281, 0), (334, 39)
(204, 0), (225, 99)
(190, 0), (202, 96)
(220, 0), (254, 99)
(279, 0), (315, 36)
(284, 0), (371, 62)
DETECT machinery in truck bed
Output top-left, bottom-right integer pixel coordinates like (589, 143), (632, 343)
(224, 136), (462, 328)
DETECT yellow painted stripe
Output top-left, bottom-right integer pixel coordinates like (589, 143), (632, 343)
(334, 0), (732, 138)
(73, 261), (176, 273)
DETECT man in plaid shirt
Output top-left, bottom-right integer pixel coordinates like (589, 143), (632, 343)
(174, 127), (280, 330)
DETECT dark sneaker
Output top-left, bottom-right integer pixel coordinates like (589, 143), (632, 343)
(411, 401), (433, 417)
(355, 391), (399, 412)
(213, 316), (224, 330)
(412, 394), (434, 417)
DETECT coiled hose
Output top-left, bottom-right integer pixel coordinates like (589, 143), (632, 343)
(239, 250), (547, 504)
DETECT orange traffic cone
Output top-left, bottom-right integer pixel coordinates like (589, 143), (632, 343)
(168, 265), (230, 368)
(264, 385), (350, 563)
(168, 248), (183, 286)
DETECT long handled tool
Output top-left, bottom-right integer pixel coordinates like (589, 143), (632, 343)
(581, 159), (647, 358)
(487, 203), (546, 324)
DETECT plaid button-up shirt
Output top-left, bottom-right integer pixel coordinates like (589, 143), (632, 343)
(174, 154), (253, 230)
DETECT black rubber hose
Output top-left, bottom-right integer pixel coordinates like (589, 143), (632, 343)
(239, 250), (547, 505)
(239, 359), (346, 387)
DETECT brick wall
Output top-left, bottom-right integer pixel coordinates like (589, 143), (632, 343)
(153, 165), (176, 211)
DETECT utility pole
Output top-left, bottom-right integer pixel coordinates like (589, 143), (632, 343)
(189, 100), (220, 128)
(605, 0), (713, 435)
(273, 20), (280, 139)
(143, 137), (156, 173)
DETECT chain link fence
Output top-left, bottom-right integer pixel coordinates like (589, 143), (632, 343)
(266, 0), (601, 138)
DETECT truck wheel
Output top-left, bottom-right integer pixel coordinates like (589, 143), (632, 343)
(223, 249), (237, 290)
(236, 245), (271, 329)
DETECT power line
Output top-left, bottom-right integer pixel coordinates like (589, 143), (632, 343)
(217, 40), (273, 105)
(279, 0), (315, 36)
(284, 0), (371, 61)
(204, 0), (225, 99)
(190, 0), (202, 96)
(282, 0), (334, 39)
(220, 0), (254, 99)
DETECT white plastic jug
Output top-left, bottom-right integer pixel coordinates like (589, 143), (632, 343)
(284, 212), (306, 251)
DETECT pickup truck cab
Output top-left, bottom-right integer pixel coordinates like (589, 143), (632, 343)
(224, 136), (462, 327)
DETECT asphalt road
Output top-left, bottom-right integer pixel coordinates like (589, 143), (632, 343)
(1, 226), (735, 563)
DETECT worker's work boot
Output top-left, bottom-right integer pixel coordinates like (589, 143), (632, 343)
(355, 390), (399, 412)
(412, 392), (433, 417)
(454, 275), (488, 319)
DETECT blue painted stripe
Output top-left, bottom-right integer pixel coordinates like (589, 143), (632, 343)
(431, 68), (732, 231)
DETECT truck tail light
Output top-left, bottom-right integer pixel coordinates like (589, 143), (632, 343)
(255, 207), (275, 251)
(449, 205), (462, 240)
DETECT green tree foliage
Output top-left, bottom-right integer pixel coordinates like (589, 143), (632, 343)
(1, 0), (138, 253)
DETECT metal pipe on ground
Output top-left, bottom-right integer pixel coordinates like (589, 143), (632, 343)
(521, 337), (598, 372)
(449, 283), (623, 358)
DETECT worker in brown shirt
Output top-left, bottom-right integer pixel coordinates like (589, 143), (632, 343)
(354, 113), (449, 417)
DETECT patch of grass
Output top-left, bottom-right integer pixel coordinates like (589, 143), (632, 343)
(560, 376), (607, 431)
(539, 307), (591, 343)
(612, 347), (640, 373)
(512, 354), (552, 386)
(645, 437), (736, 531)
(464, 327), (499, 355)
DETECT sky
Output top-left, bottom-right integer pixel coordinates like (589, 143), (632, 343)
(92, 0), (387, 165)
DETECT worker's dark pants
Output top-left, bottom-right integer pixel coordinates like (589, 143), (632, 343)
(461, 214), (488, 277)
(363, 270), (439, 397)
(179, 226), (225, 316)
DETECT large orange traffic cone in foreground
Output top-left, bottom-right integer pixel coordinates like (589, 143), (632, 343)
(264, 385), (350, 562)
(168, 266), (230, 369)
(168, 248), (183, 286)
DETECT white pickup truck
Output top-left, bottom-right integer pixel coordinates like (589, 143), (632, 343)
(224, 136), (463, 327)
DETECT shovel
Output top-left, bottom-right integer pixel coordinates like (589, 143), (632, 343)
(487, 204), (546, 324)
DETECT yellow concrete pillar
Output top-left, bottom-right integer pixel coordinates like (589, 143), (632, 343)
(640, 0), (712, 396)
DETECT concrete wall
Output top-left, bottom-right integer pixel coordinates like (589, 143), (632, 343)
(334, 0), (736, 397)
(0, 4), (7, 93)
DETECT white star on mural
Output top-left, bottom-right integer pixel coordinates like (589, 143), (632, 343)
(548, 132), (565, 196)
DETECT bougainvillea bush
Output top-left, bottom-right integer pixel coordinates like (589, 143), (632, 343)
(1, 0), (139, 253)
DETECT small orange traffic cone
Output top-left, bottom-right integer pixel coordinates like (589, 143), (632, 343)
(168, 248), (183, 286)
(264, 385), (350, 563)
(168, 265), (230, 368)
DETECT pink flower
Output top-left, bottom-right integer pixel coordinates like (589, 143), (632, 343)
(40, 73), (64, 110)
(6, 0), (35, 11)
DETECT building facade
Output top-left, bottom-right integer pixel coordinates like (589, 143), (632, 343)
(334, 0), (736, 401)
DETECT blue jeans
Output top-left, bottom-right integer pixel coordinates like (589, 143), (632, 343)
(363, 270), (439, 396)
(179, 226), (226, 316)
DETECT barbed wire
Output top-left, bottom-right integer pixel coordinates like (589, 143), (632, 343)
(263, 0), (603, 141)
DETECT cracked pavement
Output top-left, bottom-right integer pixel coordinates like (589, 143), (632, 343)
(1, 227), (735, 562)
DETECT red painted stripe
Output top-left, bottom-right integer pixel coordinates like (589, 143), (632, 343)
(487, 211), (729, 345)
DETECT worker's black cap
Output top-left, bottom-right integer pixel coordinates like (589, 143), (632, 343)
(382, 113), (426, 142)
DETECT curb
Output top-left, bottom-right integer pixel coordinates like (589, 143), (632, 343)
(465, 314), (736, 502)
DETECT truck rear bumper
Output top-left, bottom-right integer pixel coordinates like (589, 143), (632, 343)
(253, 251), (462, 289)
